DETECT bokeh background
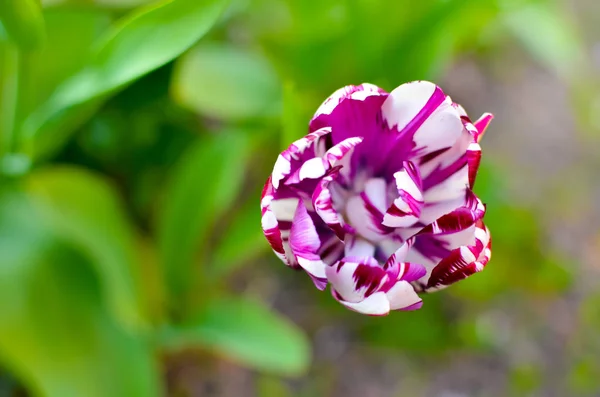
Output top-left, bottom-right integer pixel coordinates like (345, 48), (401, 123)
(0, 0), (599, 396)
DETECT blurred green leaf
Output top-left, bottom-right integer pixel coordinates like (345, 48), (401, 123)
(509, 364), (542, 395)
(160, 296), (310, 376)
(26, 166), (146, 328)
(19, 9), (112, 116)
(172, 43), (281, 120)
(502, 2), (587, 81)
(361, 294), (456, 353)
(0, 0), (45, 51)
(210, 195), (268, 279)
(158, 131), (250, 305)
(0, 189), (160, 397)
(41, 0), (153, 8)
(23, 0), (230, 160)
(256, 375), (292, 397)
(281, 81), (307, 149)
(568, 356), (600, 394)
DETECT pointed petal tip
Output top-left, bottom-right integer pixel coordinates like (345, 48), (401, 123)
(474, 113), (494, 142)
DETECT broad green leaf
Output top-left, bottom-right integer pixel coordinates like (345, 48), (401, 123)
(172, 43), (281, 120)
(0, 0), (45, 50)
(502, 2), (587, 81)
(0, 189), (160, 397)
(26, 166), (146, 328)
(22, 0), (230, 160)
(158, 131), (250, 304)
(19, 9), (112, 116)
(160, 297), (310, 376)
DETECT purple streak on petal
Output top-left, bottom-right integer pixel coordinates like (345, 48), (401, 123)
(420, 147), (451, 166)
(399, 262), (427, 282)
(284, 157), (328, 185)
(351, 258), (388, 297)
(379, 82), (458, 178)
(466, 142), (481, 189)
(309, 274), (328, 290)
(390, 87), (446, 146)
(426, 246), (478, 289)
(272, 127), (331, 189)
(418, 190), (485, 236)
(422, 156), (468, 191)
(412, 234), (452, 261)
(400, 301), (423, 311)
(425, 220), (491, 290)
(313, 171), (347, 240)
(310, 92), (391, 179)
(261, 176), (292, 265)
(319, 234), (345, 265)
(383, 162), (424, 227)
(289, 200), (321, 260)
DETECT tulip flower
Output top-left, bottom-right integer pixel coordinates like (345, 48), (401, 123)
(261, 81), (492, 315)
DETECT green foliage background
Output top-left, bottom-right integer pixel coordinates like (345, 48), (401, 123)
(0, 0), (598, 396)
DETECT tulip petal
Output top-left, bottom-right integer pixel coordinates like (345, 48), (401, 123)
(344, 235), (376, 257)
(271, 127), (331, 189)
(345, 178), (393, 242)
(326, 257), (388, 302)
(289, 200), (328, 286)
(285, 136), (363, 186)
(312, 83), (387, 119)
(385, 280), (422, 311)
(382, 81), (463, 157)
(261, 177), (298, 266)
(466, 142), (481, 189)
(383, 239), (413, 269)
(473, 113), (494, 142)
(397, 262), (427, 282)
(312, 170), (349, 240)
(335, 291), (391, 316)
(418, 190), (485, 235)
(401, 301), (423, 311)
(383, 162), (423, 228)
(424, 221), (491, 291)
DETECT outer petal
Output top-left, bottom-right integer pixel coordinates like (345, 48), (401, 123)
(385, 280), (422, 311)
(425, 221), (491, 290)
(334, 291), (391, 316)
(325, 257), (388, 303)
(417, 190), (485, 236)
(311, 83), (387, 127)
(381, 81), (463, 158)
(285, 136), (363, 186)
(261, 177), (296, 266)
(271, 127), (331, 189)
(309, 84), (390, 178)
(405, 222), (483, 291)
(327, 257), (423, 315)
(289, 200), (328, 288)
(326, 257), (394, 316)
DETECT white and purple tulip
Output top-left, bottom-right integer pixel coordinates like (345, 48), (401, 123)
(261, 81), (493, 316)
